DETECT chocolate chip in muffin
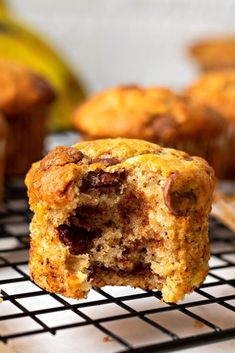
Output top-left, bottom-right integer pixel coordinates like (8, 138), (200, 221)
(89, 262), (153, 277)
(164, 172), (197, 216)
(91, 157), (121, 166)
(80, 170), (126, 193)
(184, 156), (194, 161)
(58, 224), (98, 255)
(130, 263), (153, 276)
(41, 146), (85, 170)
(70, 205), (103, 230)
(146, 114), (179, 141)
(118, 191), (149, 233)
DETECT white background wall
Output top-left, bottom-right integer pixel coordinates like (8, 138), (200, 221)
(10, 0), (235, 93)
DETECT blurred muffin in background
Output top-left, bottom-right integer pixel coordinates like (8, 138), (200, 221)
(186, 70), (235, 178)
(0, 0), (86, 131)
(72, 85), (227, 178)
(189, 37), (235, 72)
(0, 113), (7, 200)
(0, 60), (56, 176)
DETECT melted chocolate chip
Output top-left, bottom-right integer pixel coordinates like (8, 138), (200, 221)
(130, 263), (153, 276)
(80, 170), (126, 193)
(89, 263), (154, 277)
(91, 157), (121, 166)
(41, 146), (85, 170)
(146, 114), (179, 141)
(184, 156), (194, 161)
(58, 224), (98, 255)
(122, 242), (141, 256)
(118, 191), (149, 233)
(163, 173), (197, 216)
(70, 205), (103, 230)
(76, 205), (102, 217)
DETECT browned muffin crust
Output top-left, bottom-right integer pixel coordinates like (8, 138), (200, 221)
(26, 138), (215, 303)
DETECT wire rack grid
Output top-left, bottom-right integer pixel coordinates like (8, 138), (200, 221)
(0, 180), (235, 353)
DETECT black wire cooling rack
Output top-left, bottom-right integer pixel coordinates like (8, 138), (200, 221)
(0, 179), (235, 353)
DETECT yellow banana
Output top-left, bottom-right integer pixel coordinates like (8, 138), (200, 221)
(0, 0), (86, 130)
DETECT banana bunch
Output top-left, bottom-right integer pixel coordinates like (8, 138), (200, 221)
(0, 0), (86, 130)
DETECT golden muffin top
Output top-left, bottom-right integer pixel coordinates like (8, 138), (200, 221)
(72, 85), (224, 141)
(186, 70), (235, 121)
(189, 37), (235, 71)
(25, 137), (215, 211)
(0, 60), (56, 115)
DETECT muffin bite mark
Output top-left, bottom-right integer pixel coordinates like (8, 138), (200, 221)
(55, 170), (161, 281)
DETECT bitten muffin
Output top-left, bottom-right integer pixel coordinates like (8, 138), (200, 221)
(25, 138), (215, 303)
(0, 60), (56, 176)
(189, 37), (235, 72)
(186, 71), (235, 178)
(72, 85), (226, 178)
